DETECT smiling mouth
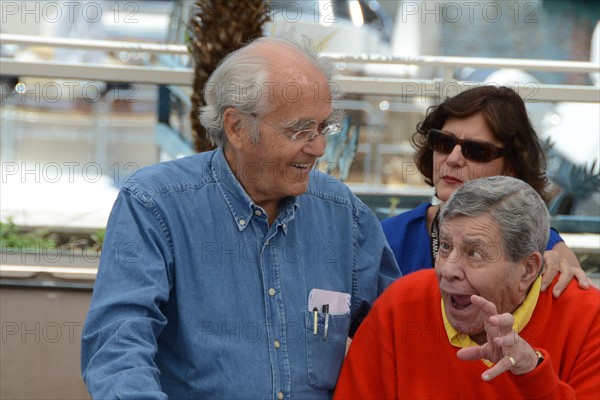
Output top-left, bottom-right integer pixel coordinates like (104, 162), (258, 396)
(291, 162), (312, 170)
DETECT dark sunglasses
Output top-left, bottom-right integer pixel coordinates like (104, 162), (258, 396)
(427, 129), (505, 162)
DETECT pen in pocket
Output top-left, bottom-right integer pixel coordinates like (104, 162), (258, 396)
(322, 304), (330, 340)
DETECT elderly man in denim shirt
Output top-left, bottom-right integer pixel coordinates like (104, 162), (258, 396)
(81, 37), (401, 399)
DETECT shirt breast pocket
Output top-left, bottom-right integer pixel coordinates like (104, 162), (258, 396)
(304, 310), (351, 390)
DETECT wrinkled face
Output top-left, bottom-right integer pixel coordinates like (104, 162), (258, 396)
(229, 65), (333, 206)
(435, 215), (526, 337)
(433, 112), (507, 203)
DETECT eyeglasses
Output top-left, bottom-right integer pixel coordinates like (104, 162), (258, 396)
(427, 129), (505, 162)
(252, 114), (342, 143)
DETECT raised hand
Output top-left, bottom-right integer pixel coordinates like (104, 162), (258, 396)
(456, 295), (539, 381)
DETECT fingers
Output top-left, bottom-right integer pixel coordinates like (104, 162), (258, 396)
(575, 269), (591, 290)
(486, 314), (519, 356)
(486, 312), (513, 328)
(459, 344), (535, 381)
(482, 357), (514, 381)
(456, 346), (488, 361)
(456, 295), (539, 381)
(458, 346), (515, 381)
(542, 249), (590, 295)
(552, 259), (573, 297)
(552, 258), (590, 297)
(471, 295), (517, 347)
(469, 294), (498, 317)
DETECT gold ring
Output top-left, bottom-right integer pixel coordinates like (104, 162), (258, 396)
(504, 355), (516, 367)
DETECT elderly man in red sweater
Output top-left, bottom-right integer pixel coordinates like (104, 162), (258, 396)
(335, 176), (599, 399)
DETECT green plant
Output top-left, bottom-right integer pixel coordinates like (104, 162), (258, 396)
(0, 218), (106, 253)
(544, 140), (600, 215)
(0, 217), (57, 250)
(91, 229), (105, 252)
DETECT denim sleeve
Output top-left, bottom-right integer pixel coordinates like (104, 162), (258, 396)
(81, 188), (173, 399)
(547, 228), (565, 250)
(350, 201), (402, 336)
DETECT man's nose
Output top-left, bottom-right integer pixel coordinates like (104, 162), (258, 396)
(303, 135), (326, 157)
(438, 248), (465, 281)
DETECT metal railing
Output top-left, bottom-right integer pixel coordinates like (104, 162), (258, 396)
(1, 34), (598, 222)
(2, 34), (599, 101)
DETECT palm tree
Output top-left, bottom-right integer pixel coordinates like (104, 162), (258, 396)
(188, 0), (270, 152)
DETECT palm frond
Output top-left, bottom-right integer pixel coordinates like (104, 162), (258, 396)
(187, 0), (270, 152)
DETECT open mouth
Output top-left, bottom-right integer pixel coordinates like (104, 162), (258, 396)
(451, 294), (473, 310)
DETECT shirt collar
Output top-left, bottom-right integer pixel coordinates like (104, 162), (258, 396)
(441, 276), (542, 366)
(211, 147), (297, 232)
(276, 197), (298, 235)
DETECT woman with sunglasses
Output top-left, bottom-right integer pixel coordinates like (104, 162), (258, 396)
(381, 85), (590, 296)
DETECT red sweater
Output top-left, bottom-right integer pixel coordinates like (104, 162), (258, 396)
(335, 270), (600, 399)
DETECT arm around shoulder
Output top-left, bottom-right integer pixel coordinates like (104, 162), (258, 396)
(542, 240), (591, 296)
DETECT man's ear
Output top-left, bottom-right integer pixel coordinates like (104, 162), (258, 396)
(223, 107), (244, 150)
(519, 252), (543, 291)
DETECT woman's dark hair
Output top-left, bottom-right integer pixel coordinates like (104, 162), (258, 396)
(412, 85), (550, 202)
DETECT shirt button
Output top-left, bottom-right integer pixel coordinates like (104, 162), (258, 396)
(268, 288), (276, 296)
(254, 210), (262, 216)
(265, 240), (270, 246)
(277, 391), (284, 400)
(274, 340), (281, 349)
(282, 223), (287, 229)
(239, 219), (246, 226)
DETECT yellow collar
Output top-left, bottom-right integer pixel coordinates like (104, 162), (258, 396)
(441, 276), (541, 366)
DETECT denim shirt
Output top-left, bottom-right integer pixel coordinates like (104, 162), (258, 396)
(81, 147), (401, 399)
